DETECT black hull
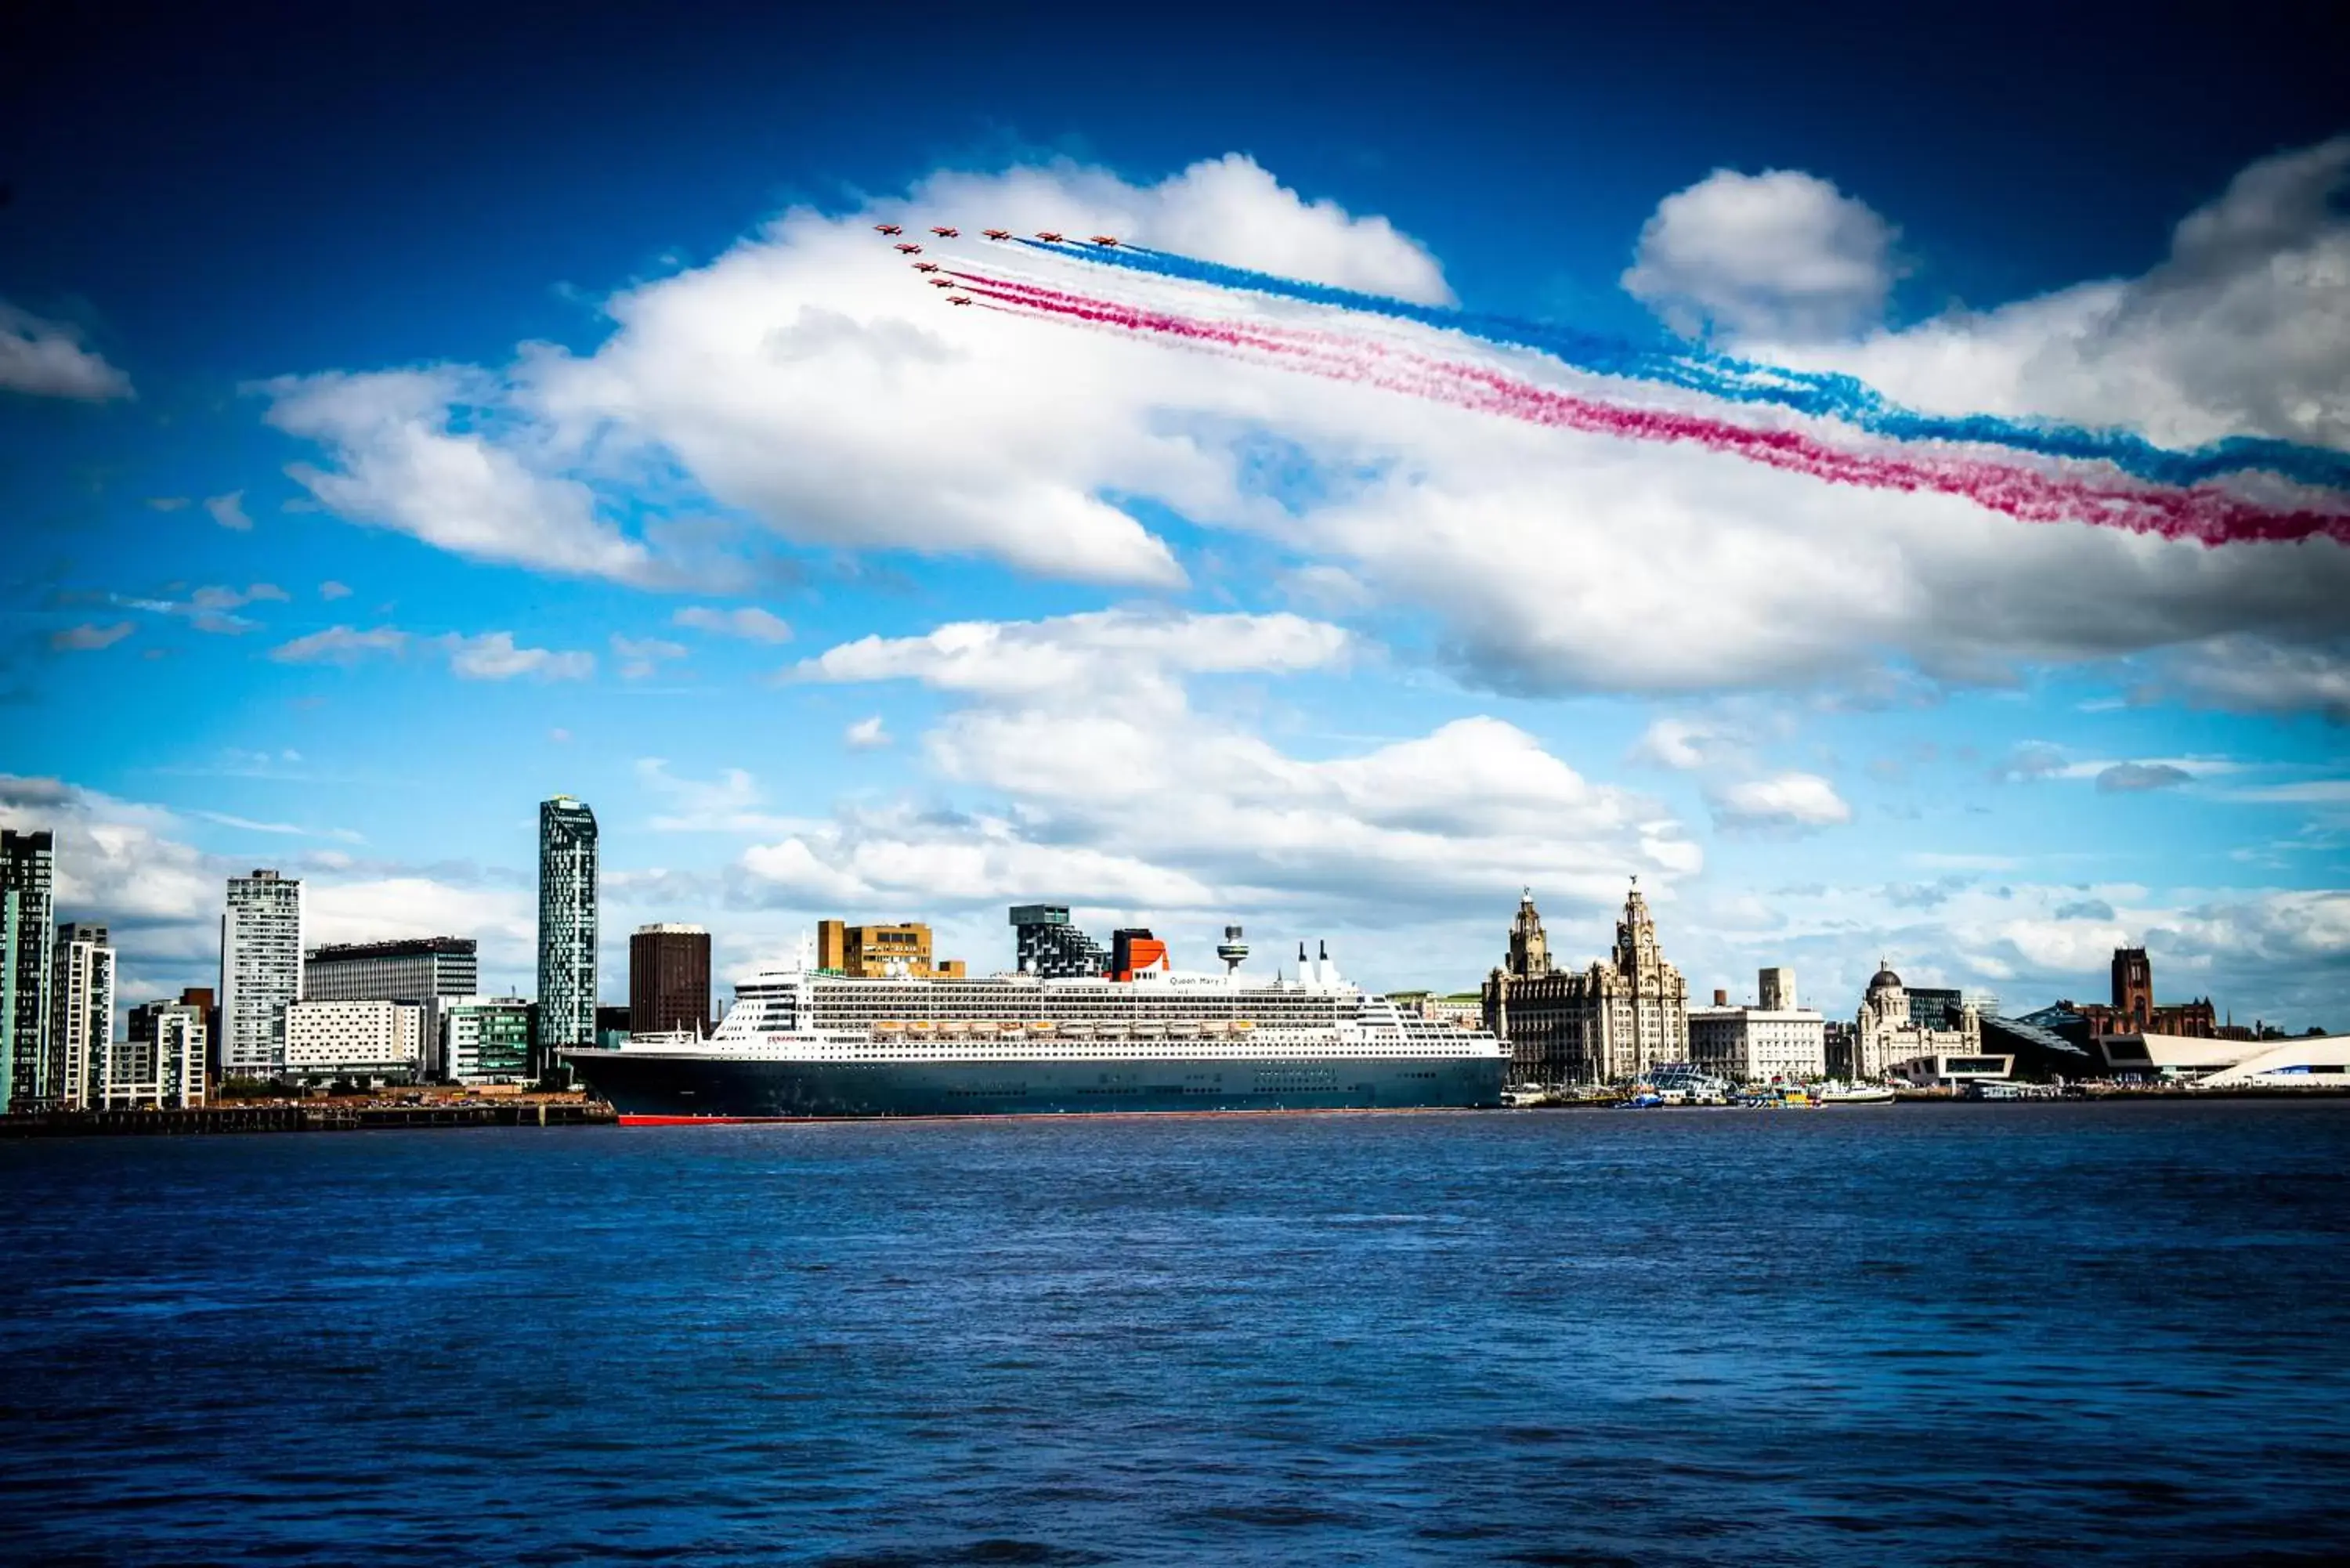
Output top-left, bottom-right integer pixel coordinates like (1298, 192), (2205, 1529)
(563, 1050), (1505, 1120)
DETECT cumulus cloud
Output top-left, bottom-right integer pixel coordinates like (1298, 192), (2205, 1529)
(611, 634), (689, 680)
(1705, 771), (1853, 831)
(204, 491), (254, 531)
(319, 580), (353, 600)
(1623, 168), (1901, 341)
(2096, 761), (2193, 793)
(674, 605), (792, 643)
(271, 625), (409, 665)
(441, 631), (595, 681)
(50, 622), (134, 652)
(0, 300), (133, 400)
(844, 715), (890, 750)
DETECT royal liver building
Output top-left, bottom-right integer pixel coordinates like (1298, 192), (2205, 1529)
(1482, 881), (1690, 1086)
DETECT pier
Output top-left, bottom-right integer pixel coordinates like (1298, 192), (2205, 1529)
(0, 1099), (617, 1138)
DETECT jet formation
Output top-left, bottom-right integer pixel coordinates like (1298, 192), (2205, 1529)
(879, 222), (1125, 309)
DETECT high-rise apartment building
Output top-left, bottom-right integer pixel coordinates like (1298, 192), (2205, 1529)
(630, 923), (712, 1038)
(537, 797), (599, 1054)
(306, 937), (478, 1003)
(51, 921), (115, 1110)
(2, 829), (57, 1113)
(106, 999), (206, 1109)
(221, 869), (302, 1081)
(1008, 905), (1107, 977)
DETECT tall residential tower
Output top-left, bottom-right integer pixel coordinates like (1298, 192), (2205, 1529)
(52, 921), (115, 1109)
(221, 869), (303, 1081)
(537, 796), (598, 1055)
(1, 829), (56, 1112)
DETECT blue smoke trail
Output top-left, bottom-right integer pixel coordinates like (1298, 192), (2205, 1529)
(1020, 240), (2350, 492)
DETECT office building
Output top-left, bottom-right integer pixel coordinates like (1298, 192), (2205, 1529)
(1, 829), (56, 1113)
(1483, 882), (1690, 1086)
(51, 921), (115, 1110)
(815, 919), (966, 980)
(432, 995), (535, 1084)
(537, 797), (598, 1053)
(305, 937), (478, 1003)
(630, 923), (712, 1038)
(1687, 970), (1827, 1084)
(1907, 986), (1969, 1033)
(222, 870), (302, 1081)
(594, 1005), (631, 1050)
(283, 999), (422, 1084)
(105, 999), (206, 1108)
(1009, 905), (1108, 977)
(1853, 961), (1981, 1078)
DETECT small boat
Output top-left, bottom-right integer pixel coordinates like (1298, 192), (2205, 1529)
(1817, 1083), (1896, 1105)
(1617, 1091), (1667, 1109)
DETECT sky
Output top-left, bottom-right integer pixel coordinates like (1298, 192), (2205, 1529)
(2, 1), (2345, 1028)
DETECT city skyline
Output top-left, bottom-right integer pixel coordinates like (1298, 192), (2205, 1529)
(2, 10), (2345, 1028)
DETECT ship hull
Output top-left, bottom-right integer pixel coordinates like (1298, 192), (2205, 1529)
(563, 1050), (1505, 1121)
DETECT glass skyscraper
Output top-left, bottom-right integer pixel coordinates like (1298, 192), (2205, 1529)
(2, 829), (56, 1114)
(537, 797), (599, 1056)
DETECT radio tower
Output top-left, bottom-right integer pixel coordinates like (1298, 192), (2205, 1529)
(1216, 923), (1249, 974)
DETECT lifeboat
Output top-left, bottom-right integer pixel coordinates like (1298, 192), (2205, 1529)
(1026, 1020), (1056, 1032)
(874, 1021), (906, 1034)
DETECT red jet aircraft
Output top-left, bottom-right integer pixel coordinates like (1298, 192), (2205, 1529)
(930, 226), (960, 237)
(874, 224), (903, 236)
(927, 278), (956, 287)
(982, 229), (1013, 240)
(1089, 235), (1120, 247)
(947, 295), (974, 305)
(912, 262), (940, 273)
(1034, 231), (1065, 242)
(895, 243), (923, 254)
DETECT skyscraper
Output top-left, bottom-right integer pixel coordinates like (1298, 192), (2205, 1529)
(52, 921), (115, 1110)
(537, 796), (598, 1055)
(221, 869), (303, 1081)
(630, 923), (712, 1039)
(1, 829), (56, 1113)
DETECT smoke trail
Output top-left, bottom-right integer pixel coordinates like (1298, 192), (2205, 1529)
(952, 269), (2350, 551)
(1019, 239), (2350, 493)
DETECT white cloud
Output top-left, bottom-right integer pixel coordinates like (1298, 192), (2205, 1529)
(1706, 771), (1853, 830)
(674, 605), (792, 642)
(797, 607), (1350, 706)
(262, 367), (678, 587)
(611, 634), (689, 680)
(844, 715), (890, 750)
(270, 625), (409, 665)
(204, 491), (254, 532)
(1767, 135), (2350, 450)
(441, 631), (595, 681)
(1622, 168), (1900, 341)
(50, 622), (134, 652)
(319, 580), (352, 600)
(0, 300), (133, 400)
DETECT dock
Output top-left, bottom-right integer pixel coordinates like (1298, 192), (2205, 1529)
(0, 1099), (617, 1138)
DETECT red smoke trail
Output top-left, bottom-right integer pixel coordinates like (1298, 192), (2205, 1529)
(945, 269), (2350, 550)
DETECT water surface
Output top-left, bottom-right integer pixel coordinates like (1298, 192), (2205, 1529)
(2, 1100), (2345, 1563)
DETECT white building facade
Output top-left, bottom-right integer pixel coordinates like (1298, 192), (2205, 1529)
(50, 921), (115, 1110)
(283, 999), (421, 1083)
(1854, 962), (1981, 1080)
(101, 1003), (207, 1109)
(221, 869), (302, 1081)
(1687, 1003), (1828, 1084)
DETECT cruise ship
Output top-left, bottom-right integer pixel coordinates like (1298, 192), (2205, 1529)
(564, 933), (1506, 1122)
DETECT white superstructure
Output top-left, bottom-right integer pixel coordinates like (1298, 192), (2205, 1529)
(616, 940), (1505, 1066)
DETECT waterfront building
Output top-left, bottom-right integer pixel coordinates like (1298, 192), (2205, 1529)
(1482, 882), (1690, 1086)
(221, 869), (303, 1082)
(1853, 961), (1981, 1079)
(103, 999), (206, 1108)
(594, 1005), (631, 1051)
(1907, 986), (1969, 1032)
(816, 919), (967, 980)
(306, 937), (478, 1004)
(432, 995), (535, 1084)
(1687, 970), (1826, 1083)
(2189, 1032), (2350, 1089)
(1, 828), (56, 1114)
(631, 923), (712, 1037)
(1010, 905), (1108, 977)
(2059, 946), (2217, 1039)
(283, 999), (422, 1084)
(50, 921), (115, 1110)
(537, 796), (598, 1055)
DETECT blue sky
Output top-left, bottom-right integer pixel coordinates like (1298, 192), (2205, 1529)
(3, 2), (2345, 1026)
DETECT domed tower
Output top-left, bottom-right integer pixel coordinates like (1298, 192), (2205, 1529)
(1861, 959), (1909, 1030)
